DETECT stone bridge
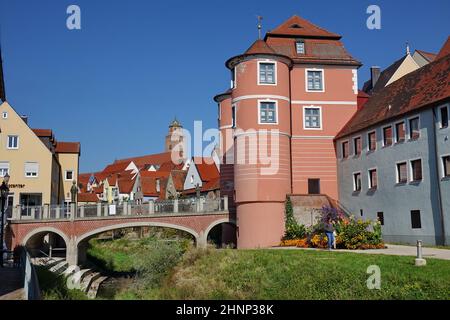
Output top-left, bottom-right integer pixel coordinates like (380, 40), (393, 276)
(6, 198), (234, 265)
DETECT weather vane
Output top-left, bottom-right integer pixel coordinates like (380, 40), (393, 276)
(257, 16), (263, 40)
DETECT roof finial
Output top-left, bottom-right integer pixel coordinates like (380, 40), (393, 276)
(406, 41), (411, 55)
(257, 16), (263, 40)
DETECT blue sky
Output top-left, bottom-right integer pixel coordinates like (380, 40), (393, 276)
(0, 0), (449, 173)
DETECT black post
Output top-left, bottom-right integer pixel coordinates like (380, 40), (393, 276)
(0, 183), (8, 268)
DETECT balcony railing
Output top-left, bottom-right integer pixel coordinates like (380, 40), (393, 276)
(9, 196), (229, 221)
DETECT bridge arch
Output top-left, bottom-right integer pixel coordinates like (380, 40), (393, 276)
(74, 221), (201, 265)
(203, 218), (237, 248)
(22, 227), (70, 259)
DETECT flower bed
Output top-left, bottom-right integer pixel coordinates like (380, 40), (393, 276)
(280, 200), (385, 250)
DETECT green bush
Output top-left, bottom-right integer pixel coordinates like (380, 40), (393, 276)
(283, 197), (307, 240)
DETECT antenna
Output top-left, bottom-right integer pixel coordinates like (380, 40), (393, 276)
(257, 16), (263, 40)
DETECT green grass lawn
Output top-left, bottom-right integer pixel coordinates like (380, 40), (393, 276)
(85, 238), (450, 300)
(159, 249), (450, 300)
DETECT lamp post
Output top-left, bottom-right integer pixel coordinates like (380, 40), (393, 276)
(0, 173), (10, 268)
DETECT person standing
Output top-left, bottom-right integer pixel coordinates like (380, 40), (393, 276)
(324, 218), (335, 251)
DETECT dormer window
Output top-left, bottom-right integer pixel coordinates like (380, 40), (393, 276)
(296, 40), (305, 54)
(290, 24), (302, 29)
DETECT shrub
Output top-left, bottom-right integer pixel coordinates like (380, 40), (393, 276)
(283, 197), (307, 240)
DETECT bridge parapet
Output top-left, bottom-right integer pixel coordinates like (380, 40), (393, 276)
(9, 197), (229, 222)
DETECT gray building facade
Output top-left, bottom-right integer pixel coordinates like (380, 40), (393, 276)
(336, 103), (449, 245)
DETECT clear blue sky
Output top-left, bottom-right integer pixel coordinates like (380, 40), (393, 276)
(0, 0), (449, 173)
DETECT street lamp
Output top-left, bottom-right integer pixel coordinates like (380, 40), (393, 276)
(0, 173), (10, 268)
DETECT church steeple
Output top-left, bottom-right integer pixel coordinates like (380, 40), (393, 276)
(165, 117), (186, 161)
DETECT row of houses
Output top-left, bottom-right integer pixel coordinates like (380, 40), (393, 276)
(76, 120), (221, 205)
(0, 102), (80, 212)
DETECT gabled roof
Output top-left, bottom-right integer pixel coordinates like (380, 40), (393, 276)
(118, 178), (135, 194)
(55, 141), (80, 154)
(336, 52), (450, 140)
(362, 55), (409, 94)
(170, 170), (187, 191)
(141, 176), (159, 197)
(265, 15), (341, 39)
(192, 157), (220, 182)
(415, 50), (437, 63)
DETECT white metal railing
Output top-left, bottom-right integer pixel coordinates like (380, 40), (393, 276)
(9, 196), (229, 221)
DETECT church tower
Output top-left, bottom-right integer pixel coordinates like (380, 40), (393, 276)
(165, 118), (186, 161)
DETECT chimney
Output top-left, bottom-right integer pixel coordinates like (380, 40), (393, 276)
(370, 66), (381, 89)
(21, 115), (28, 124)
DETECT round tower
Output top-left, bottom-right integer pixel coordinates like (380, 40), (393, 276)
(225, 40), (293, 248)
(165, 118), (185, 162)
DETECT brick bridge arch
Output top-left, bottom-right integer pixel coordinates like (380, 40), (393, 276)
(8, 213), (235, 265)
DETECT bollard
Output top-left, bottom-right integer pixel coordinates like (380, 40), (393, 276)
(415, 240), (427, 266)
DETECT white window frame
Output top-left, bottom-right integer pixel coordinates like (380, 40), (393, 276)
(257, 60), (277, 86)
(367, 130), (377, 152)
(303, 106), (322, 130)
(65, 170), (74, 181)
(1, 111), (7, 119)
(305, 68), (325, 92)
(258, 99), (278, 125)
(368, 167), (378, 189)
(441, 154), (450, 178)
(341, 140), (350, 159)
(409, 158), (423, 182)
(0, 162), (9, 177)
(382, 125), (393, 147)
(439, 105), (449, 129)
(395, 160), (408, 184)
(407, 115), (421, 141)
(7, 135), (19, 150)
(353, 135), (362, 156)
(24, 162), (39, 178)
(394, 120), (406, 144)
(352, 171), (362, 192)
(296, 40), (305, 54)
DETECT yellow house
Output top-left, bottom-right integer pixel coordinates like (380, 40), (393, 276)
(0, 101), (80, 211)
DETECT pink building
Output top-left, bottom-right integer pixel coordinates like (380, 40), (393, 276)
(214, 15), (361, 248)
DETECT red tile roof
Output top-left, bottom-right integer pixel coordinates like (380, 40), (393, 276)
(336, 51), (450, 140)
(170, 170), (187, 191)
(201, 177), (220, 192)
(141, 176), (158, 197)
(114, 152), (173, 169)
(77, 173), (92, 193)
(244, 39), (277, 55)
(32, 129), (53, 137)
(77, 193), (99, 203)
(192, 157), (220, 182)
(55, 142), (80, 154)
(158, 161), (184, 173)
(103, 162), (131, 174)
(265, 15), (341, 39)
(118, 178), (135, 194)
(435, 36), (450, 60)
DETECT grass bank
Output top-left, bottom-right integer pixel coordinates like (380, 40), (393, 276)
(88, 239), (450, 300)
